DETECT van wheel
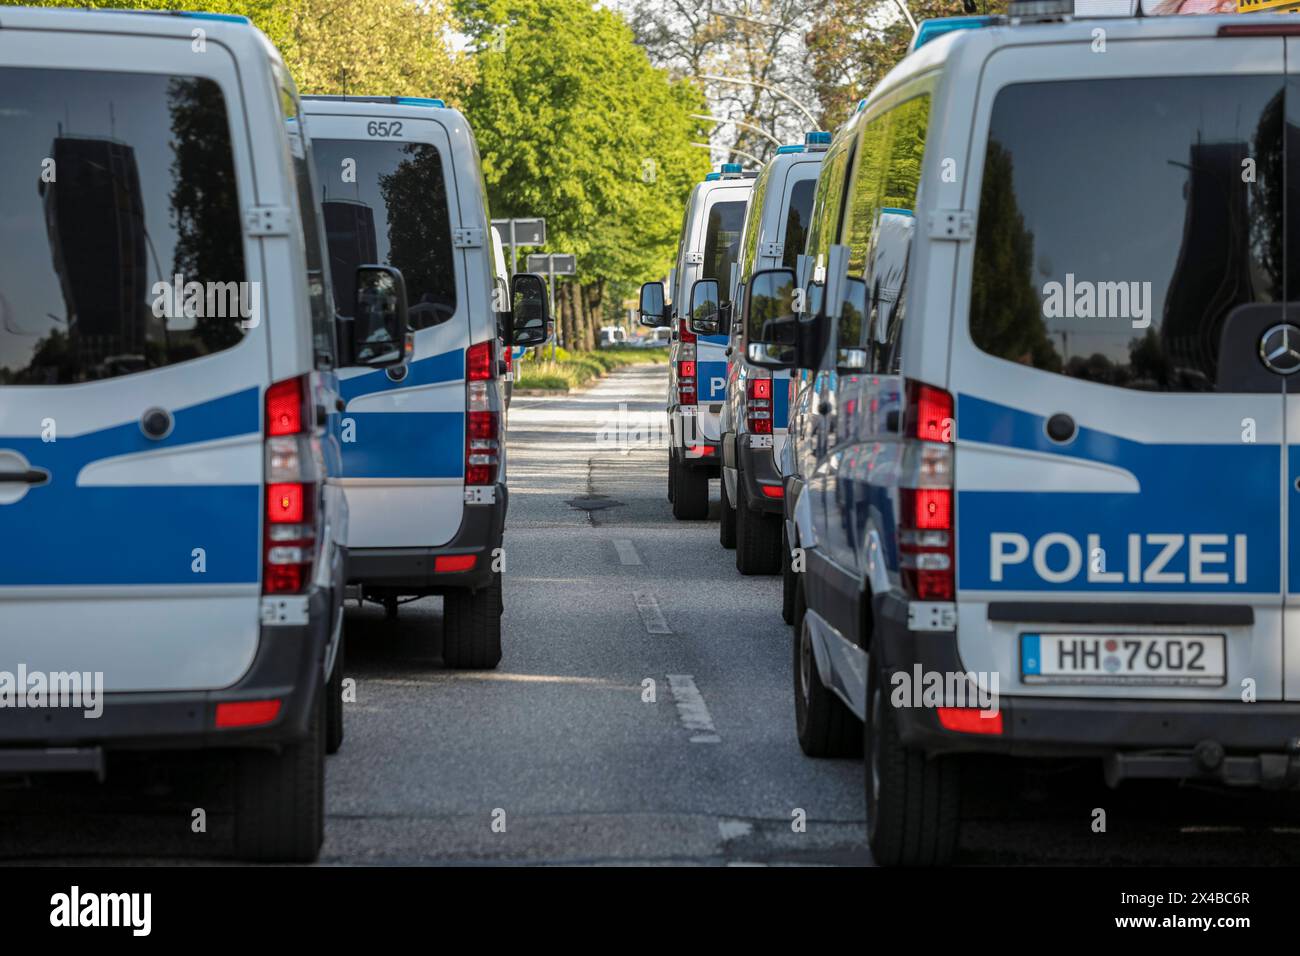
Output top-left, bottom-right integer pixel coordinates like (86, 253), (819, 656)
(793, 580), (862, 757)
(442, 572), (503, 669)
(780, 527), (796, 624)
(719, 475), (737, 549)
(735, 476), (781, 574)
(234, 691), (325, 863)
(667, 450), (676, 503)
(671, 456), (709, 520)
(325, 633), (345, 755)
(865, 658), (961, 866)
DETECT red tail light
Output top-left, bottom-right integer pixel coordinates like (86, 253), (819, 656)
(677, 359), (697, 406)
(435, 554), (477, 573)
(899, 380), (955, 602)
(937, 707), (1002, 735)
(678, 324), (696, 345)
(263, 375), (316, 596)
(467, 340), (494, 382)
(216, 699), (282, 729)
(466, 343), (500, 485)
(747, 375), (773, 435)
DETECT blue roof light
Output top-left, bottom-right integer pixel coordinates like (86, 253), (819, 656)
(910, 16), (999, 52)
(856, 98), (868, 114)
(775, 144), (804, 155)
(176, 11), (250, 23)
(396, 97), (446, 108)
(704, 172), (722, 181)
(805, 131), (832, 146)
(720, 163), (743, 174)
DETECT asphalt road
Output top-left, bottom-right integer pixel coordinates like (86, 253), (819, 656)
(4, 363), (1300, 865)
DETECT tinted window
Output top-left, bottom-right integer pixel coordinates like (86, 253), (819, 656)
(0, 69), (246, 385)
(843, 95), (929, 276)
(703, 199), (746, 285)
(311, 138), (457, 330)
(806, 137), (853, 266)
(782, 178), (816, 269)
(970, 76), (1284, 392)
(737, 173), (769, 284)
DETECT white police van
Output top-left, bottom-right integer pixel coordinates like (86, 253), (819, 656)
(302, 96), (548, 668)
(707, 134), (826, 575)
(639, 163), (755, 519)
(0, 8), (408, 861)
(749, 3), (1300, 865)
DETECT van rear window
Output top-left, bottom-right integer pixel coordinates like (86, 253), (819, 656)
(703, 200), (746, 285)
(0, 69), (246, 386)
(782, 178), (815, 270)
(311, 139), (457, 330)
(969, 75), (1284, 392)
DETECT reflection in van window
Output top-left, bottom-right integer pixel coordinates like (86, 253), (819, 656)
(970, 76), (1284, 392)
(782, 178), (816, 269)
(311, 139), (457, 330)
(703, 200), (746, 285)
(0, 69), (246, 385)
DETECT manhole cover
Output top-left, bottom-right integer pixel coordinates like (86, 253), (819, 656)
(566, 494), (624, 512)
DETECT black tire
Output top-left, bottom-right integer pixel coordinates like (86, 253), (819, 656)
(234, 690), (325, 863)
(793, 598), (862, 757)
(671, 454), (709, 520)
(325, 632), (345, 755)
(735, 475), (781, 574)
(667, 449), (676, 503)
(442, 571), (503, 669)
(865, 657), (961, 866)
(719, 474), (737, 549)
(780, 525), (796, 624)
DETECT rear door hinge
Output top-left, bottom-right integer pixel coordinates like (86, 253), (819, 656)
(927, 209), (974, 242)
(244, 206), (292, 238)
(453, 227), (484, 248)
(684, 252), (704, 265)
(760, 241), (784, 258)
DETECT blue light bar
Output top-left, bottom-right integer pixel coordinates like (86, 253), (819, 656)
(775, 145), (804, 155)
(704, 172), (722, 181)
(910, 16), (999, 53)
(176, 11), (250, 23)
(396, 97), (446, 108)
(720, 163), (743, 174)
(805, 131), (832, 146)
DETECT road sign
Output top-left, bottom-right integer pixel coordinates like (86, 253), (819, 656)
(526, 253), (576, 275)
(491, 218), (546, 275)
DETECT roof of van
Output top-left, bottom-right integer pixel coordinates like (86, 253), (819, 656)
(864, 12), (1283, 116)
(0, 7), (280, 60)
(301, 95), (466, 121)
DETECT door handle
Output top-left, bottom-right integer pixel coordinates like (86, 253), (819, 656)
(0, 469), (49, 485)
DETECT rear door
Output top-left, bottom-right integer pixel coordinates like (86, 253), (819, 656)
(1282, 38), (1300, 700)
(952, 37), (1287, 701)
(307, 115), (467, 549)
(0, 35), (267, 691)
(694, 185), (749, 437)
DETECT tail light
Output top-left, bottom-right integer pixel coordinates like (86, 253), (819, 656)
(466, 341), (500, 486)
(677, 319), (697, 406)
(263, 375), (317, 595)
(899, 379), (954, 601)
(747, 374), (773, 435)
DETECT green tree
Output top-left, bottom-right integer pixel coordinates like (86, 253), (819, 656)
(458, 0), (710, 343)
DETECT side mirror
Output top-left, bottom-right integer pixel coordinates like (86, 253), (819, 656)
(836, 276), (868, 372)
(510, 272), (551, 346)
(639, 281), (668, 328)
(744, 268), (800, 370)
(688, 278), (720, 335)
(346, 265), (408, 369)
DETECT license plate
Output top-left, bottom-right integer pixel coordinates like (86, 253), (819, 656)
(1020, 633), (1226, 687)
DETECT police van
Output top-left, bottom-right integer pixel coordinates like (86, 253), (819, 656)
(705, 134), (826, 574)
(639, 164), (754, 519)
(0, 8), (409, 861)
(746, 3), (1300, 865)
(302, 95), (547, 668)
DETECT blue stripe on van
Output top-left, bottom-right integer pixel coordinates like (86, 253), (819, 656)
(0, 388), (261, 587)
(338, 348), (466, 479)
(955, 394), (1281, 593)
(698, 360), (728, 403)
(773, 375), (790, 429)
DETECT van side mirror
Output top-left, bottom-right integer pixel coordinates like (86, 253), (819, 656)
(639, 281), (668, 328)
(744, 268), (800, 370)
(510, 272), (551, 346)
(688, 278), (720, 335)
(836, 276), (869, 372)
(345, 265), (408, 369)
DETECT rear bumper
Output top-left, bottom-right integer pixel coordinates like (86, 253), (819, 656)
(873, 593), (1300, 784)
(346, 484), (507, 593)
(0, 586), (334, 755)
(725, 430), (783, 514)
